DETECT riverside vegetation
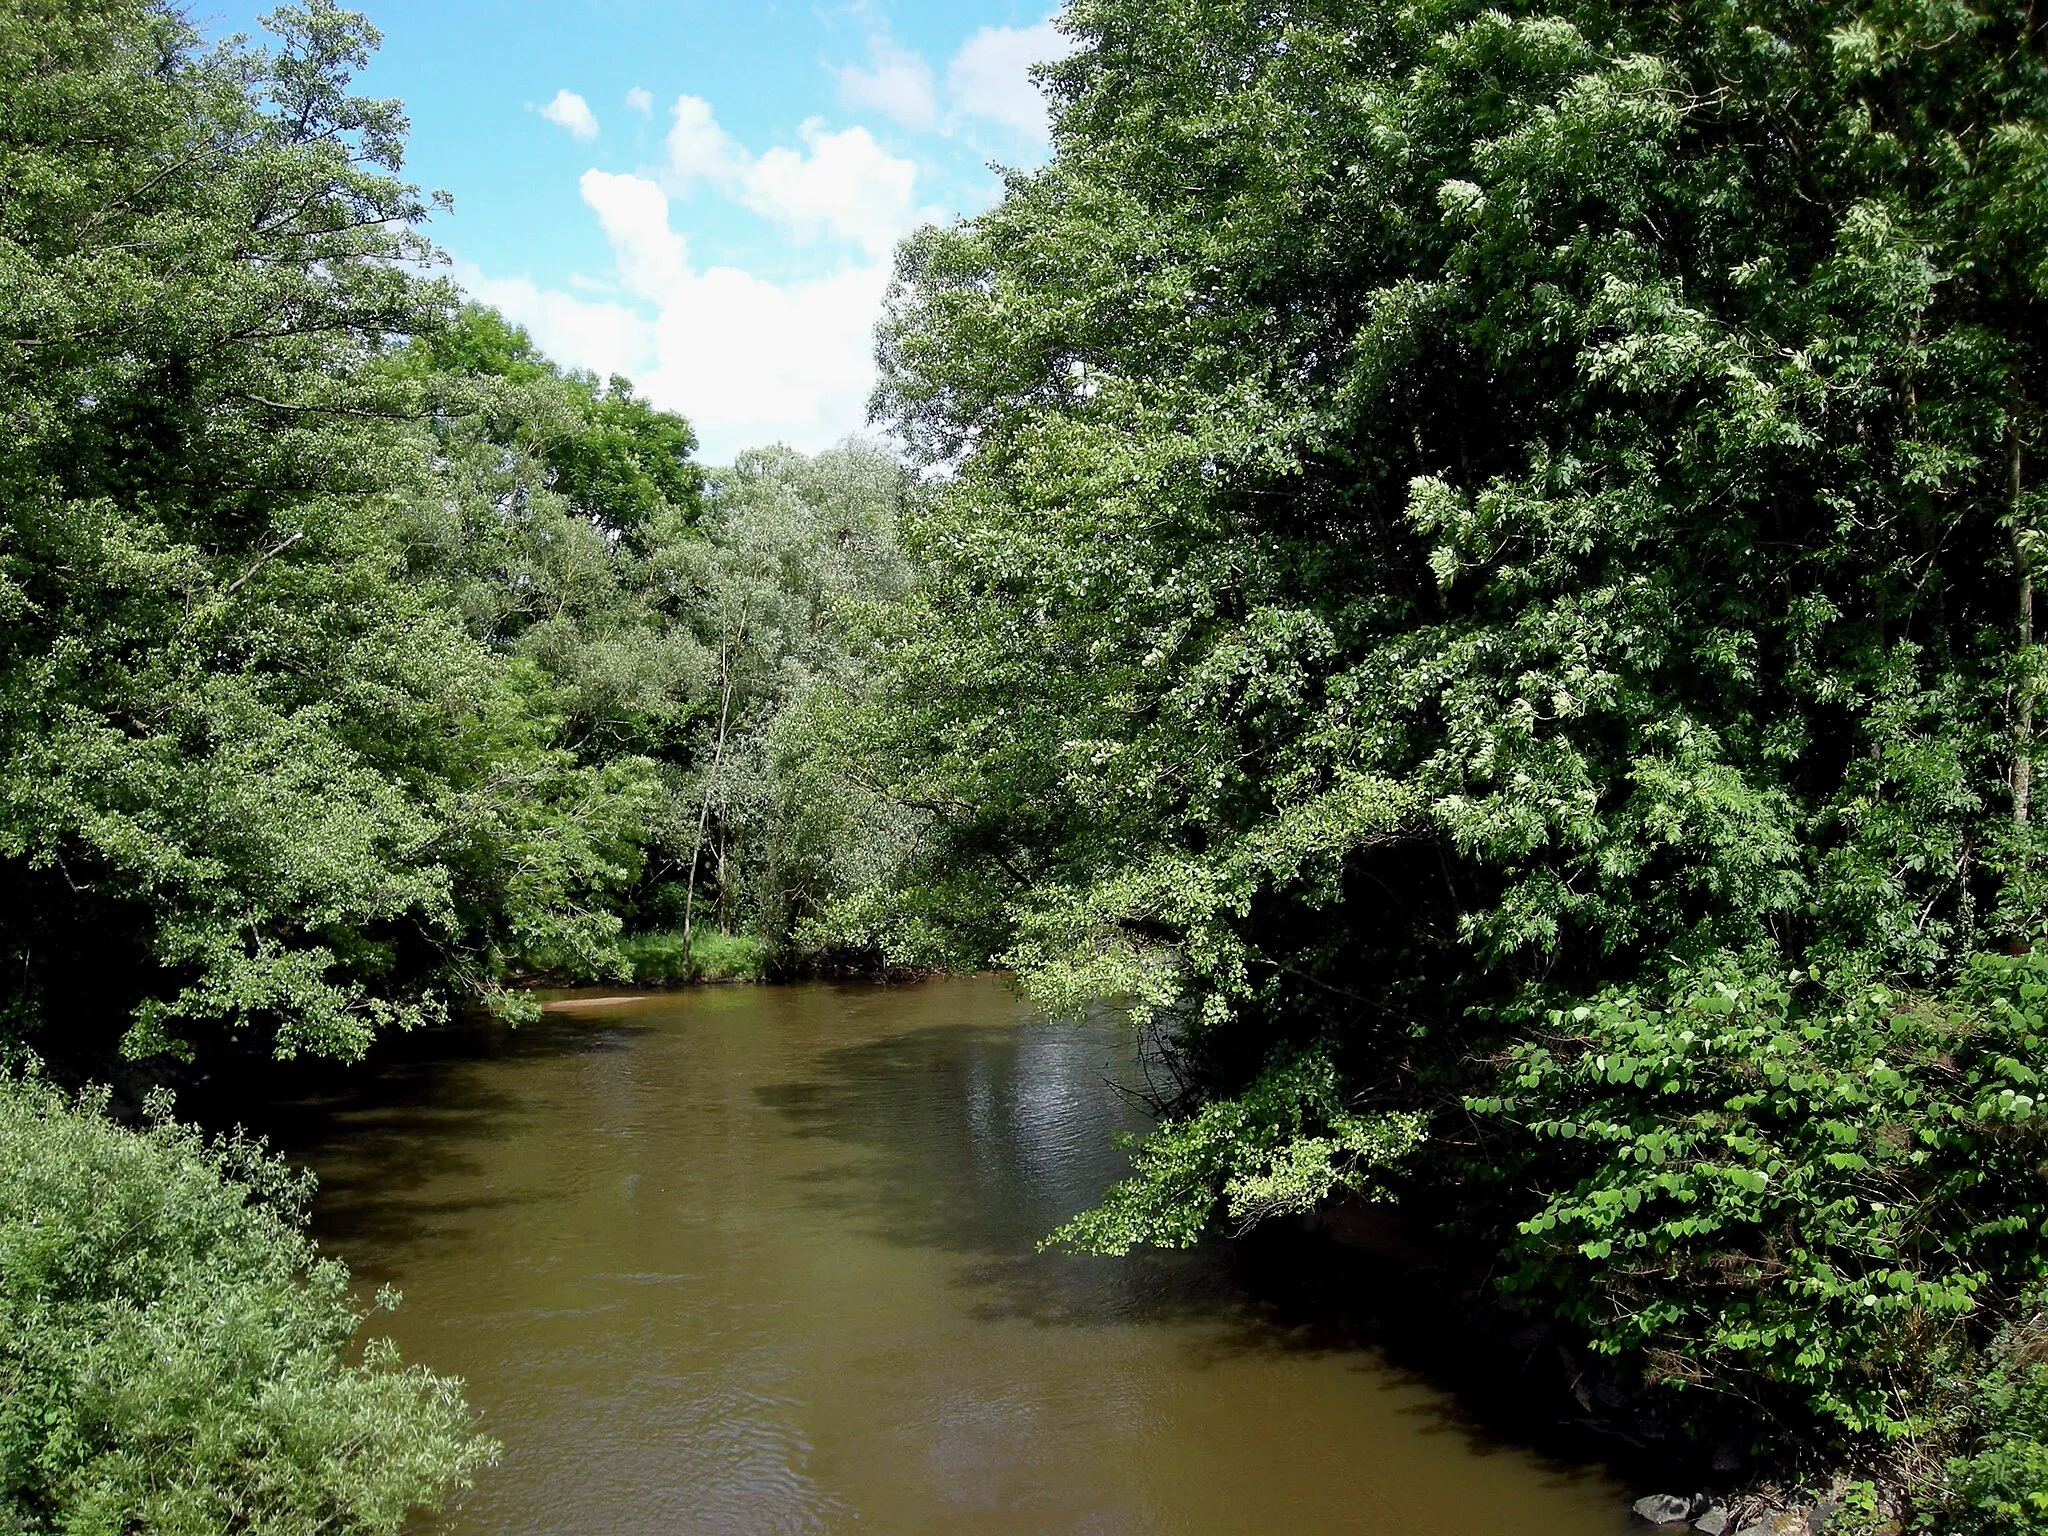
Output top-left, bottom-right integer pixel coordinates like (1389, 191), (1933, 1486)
(4, 0), (2048, 1530)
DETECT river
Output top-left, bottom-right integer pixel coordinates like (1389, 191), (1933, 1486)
(261, 976), (1635, 1535)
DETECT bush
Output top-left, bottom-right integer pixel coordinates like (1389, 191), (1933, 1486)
(618, 929), (769, 984)
(1941, 1304), (2048, 1534)
(0, 1075), (494, 1534)
(1467, 951), (2048, 1443)
(689, 930), (770, 982)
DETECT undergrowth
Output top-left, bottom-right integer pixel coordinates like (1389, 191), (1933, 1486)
(617, 929), (770, 984)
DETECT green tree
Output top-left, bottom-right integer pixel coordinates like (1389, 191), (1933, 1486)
(389, 309), (916, 967)
(865, 0), (2048, 1207)
(0, 3), (661, 1063)
(852, 0), (2048, 1479)
(393, 305), (713, 764)
(683, 442), (922, 952)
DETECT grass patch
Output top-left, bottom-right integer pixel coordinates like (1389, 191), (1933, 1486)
(618, 929), (770, 985)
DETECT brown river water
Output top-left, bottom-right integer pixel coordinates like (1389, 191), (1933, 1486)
(257, 976), (1636, 1535)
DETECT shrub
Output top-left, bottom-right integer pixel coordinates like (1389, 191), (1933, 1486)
(0, 1075), (494, 1534)
(1467, 951), (2048, 1443)
(617, 931), (692, 984)
(689, 930), (770, 982)
(1936, 1301), (2048, 1534)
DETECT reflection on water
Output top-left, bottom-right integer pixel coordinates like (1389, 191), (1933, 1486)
(256, 977), (1631, 1536)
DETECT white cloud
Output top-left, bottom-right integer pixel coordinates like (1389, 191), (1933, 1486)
(467, 172), (892, 460)
(833, 18), (1072, 147)
(946, 17), (1072, 142)
(838, 37), (937, 132)
(461, 265), (652, 384)
(537, 88), (600, 142)
(661, 95), (924, 257)
(747, 122), (920, 255)
(664, 95), (747, 186)
(468, 92), (940, 458)
(624, 85), (653, 115)
(642, 258), (891, 460)
(580, 170), (691, 301)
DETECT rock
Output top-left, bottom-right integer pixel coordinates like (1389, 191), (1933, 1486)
(1635, 1495), (1695, 1525)
(1735, 1512), (1810, 1536)
(1694, 1506), (1729, 1535)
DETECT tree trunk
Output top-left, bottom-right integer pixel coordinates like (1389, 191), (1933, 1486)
(2016, 424), (2034, 825)
(683, 596), (749, 956)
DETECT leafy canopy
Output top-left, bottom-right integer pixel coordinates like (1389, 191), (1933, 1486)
(0, 5), (693, 1062)
(851, 0), (2048, 1478)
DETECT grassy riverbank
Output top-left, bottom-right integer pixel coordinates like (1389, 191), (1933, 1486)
(616, 930), (773, 985)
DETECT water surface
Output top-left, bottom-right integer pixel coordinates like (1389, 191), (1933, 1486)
(273, 977), (1630, 1535)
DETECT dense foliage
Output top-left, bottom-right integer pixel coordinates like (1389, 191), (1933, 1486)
(0, 1074), (492, 1532)
(1472, 952), (2048, 1441)
(392, 307), (920, 985)
(0, 0), (658, 1062)
(0, 5), (915, 1520)
(0, 1), (909, 1066)
(15, 0), (2048, 1520)
(867, 0), (2048, 1061)
(851, 0), (2048, 1507)
(1944, 1301), (2048, 1533)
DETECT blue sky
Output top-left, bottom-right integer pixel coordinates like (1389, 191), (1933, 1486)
(193, 0), (1068, 458)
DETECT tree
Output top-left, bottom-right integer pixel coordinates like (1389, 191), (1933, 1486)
(388, 310), (916, 965)
(671, 443), (921, 954)
(0, 4), (662, 1063)
(855, 0), (2048, 1472)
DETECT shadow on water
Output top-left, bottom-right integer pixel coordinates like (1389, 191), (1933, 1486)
(187, 1011), (658, 1262)
(749, 1011), (1649, 1487)
(754, 1020), (1262, 1336)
